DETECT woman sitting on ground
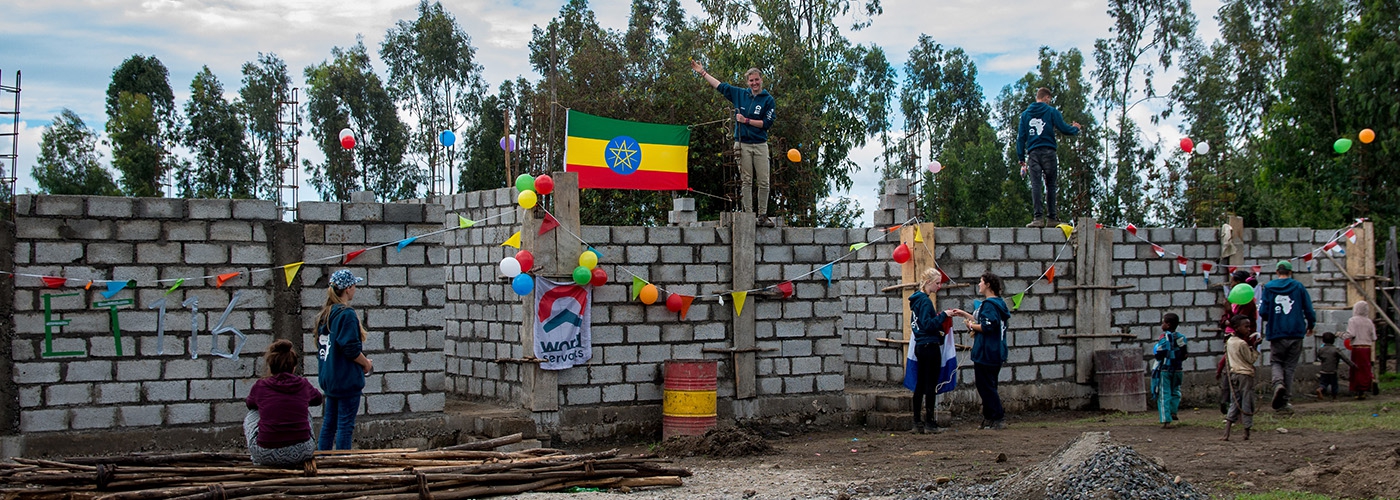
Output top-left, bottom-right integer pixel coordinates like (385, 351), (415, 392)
(245, 339), (324, 466)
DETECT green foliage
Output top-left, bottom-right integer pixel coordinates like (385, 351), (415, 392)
(812, 196), (864, 228)
(108, 92), (166, 197)
(238, 52), (294, 200)
(303, 38), (415, 202)
(31, 109), (121, 196)
(184, 66), (257, 199)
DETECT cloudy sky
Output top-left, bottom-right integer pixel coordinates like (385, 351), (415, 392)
(0, 0), (1221, 224)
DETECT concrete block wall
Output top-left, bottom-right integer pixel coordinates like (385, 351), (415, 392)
(7, 195), (446, 434)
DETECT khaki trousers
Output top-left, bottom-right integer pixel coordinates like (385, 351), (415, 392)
(735, 141), (770, 215)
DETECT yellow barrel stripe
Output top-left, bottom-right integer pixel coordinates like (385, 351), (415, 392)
(662, 389), (717, 417)
(565, 136), (689, 173)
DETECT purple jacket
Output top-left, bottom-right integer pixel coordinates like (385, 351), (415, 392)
(246, 373), (323, 448)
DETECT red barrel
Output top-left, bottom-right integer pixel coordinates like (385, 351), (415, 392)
(1094, 348), (1148, 412)
(662, 359), (718, 439)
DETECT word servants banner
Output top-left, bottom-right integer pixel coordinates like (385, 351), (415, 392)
(533, 278), (593, 370)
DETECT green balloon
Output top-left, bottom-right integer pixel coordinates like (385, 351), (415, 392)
(1227, 283), (1255, 305)
(572, 265), (591, 285)
(515, 174), (535, 192)
(1334, 138), (1352, 154)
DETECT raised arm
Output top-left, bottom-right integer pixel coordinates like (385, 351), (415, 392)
(691, 60), (720, 89)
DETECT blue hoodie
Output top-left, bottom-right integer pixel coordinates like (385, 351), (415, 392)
(908, 291), (949, 346)
(1016, 102), (1079, 161)
(317, 304), (366, 398)
(717, 83), (776, 144)
(1259, 277), (1315, 340)
(971, 297), (1012, 366)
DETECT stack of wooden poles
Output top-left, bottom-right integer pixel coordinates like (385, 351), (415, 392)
(0, 433), (688, 499)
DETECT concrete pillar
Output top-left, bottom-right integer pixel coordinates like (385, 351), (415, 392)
(731, 212), (756, 399)
(668, 197), (698, 226)
(873, 178), (911, 227)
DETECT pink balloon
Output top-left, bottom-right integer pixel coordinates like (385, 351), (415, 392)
(926, 161), (942, 174)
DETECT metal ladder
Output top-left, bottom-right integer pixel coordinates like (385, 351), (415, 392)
(0, 70), (19, 218)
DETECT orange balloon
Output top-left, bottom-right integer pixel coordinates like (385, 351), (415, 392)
(1359, 128), (1375, 144)
(787, 149), (801, 162)
(639, 284), (659, 305)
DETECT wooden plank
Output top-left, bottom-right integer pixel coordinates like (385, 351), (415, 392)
(1055, 284), (1136, 291)
(1346, 222), (1376, 309)
(1227, 216), (1244, 268)
(882, 282), (970, 293)
(552, 173), (582, 275)
(1074, 217), (1095, 384)
(731, 212), (757, 399)
(1091, 221), (1114, 372)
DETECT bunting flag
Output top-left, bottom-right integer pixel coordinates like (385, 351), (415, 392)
(914, 226), (924, 243)
(215, 272), (240, 287)
(1176, 256), (1189, 275)
(1322, 241), (1338, 251)
(1046, 265), (1056, 284)
(42, 276), (67, 288)
(84, 281), (93, 290)
(1009, 292), (1024, 310)
(539, 214), (560, 235)
(502, 232), (522, 248)
(1095, 223), (1103, 229)
(1345, 228), (1357, 244)
(587, 246), (604, 259)
(1126, 223), (1138, 236)
(283, 262), (303, 288)
(1302, 251), (1314, 271)
(396, 236), (418, 252)
(1057, 223), (1074, 239)
(937, 266), (951, 284)
(631, 276), (646, 301)
(849, 242), (868, 252)
(344, 249), (366, 264)
(564, 109), (691, 190)
(165, 278), (185, 295)
(1152, 244), (1166, 258)
(886, 224), (903, 232)
(820, 263), (834, 285)
(1201, 262), (1213, 284)
(458, 215), (475, 228)
(1251, 265), (1262, 274)
(776, 281), (794, 299)
(1228, 266), (1237, 275)
(102, 280), (128, 299)
(732, 291), (748, 317)
(677, 295), (695, 320)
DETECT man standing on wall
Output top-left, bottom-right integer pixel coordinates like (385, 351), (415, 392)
(1259, 260), (1316, 413)
(691, 60), (777, 225)
(1016, 87), (1080, 228)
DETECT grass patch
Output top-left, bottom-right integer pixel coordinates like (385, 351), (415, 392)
(1235, 491), (1332, 500)
(1380, 372), (1400, 392)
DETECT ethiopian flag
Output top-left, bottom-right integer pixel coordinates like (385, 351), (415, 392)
(564, 110), (690, 190)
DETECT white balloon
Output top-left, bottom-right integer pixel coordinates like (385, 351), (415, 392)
(1196, 141), (1210, 154)
(926, 160), (942, 174)
(499, 257), (522, 277)
(338, 128), (353, 140)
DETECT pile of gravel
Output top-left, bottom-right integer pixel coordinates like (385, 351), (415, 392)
(919, 432), (1206, 500)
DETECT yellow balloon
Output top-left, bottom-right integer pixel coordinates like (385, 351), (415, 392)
(639, 284), (659, 305)
(579, 250), (598, 269)
(787, 149), (801, 162)
(1359, 128), (1376, 144)
(517, 190), (537, 209)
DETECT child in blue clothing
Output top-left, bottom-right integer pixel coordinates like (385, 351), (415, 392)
(1151, 313), (1188, 428)
(908, 268), (954, 434)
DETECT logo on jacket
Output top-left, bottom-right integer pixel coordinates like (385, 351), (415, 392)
(1030, 118), (1045, 136)
(1274, 295), (1294, 315)
(317, 334), (329, 361)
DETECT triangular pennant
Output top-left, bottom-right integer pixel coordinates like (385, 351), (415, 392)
(1202, 262), (1213, 272)
(886, 224), (903, 232)
(1152, 244), (1165, 258)
(458, 215), (475, 228)
(538, 214), (560, 235)
(1176, 256), (1189, 275)
(1095, 223), (1103, 229)
(678, 295), (695, 320)
(1126, 223), (1138, 236)
(1322, 241), (1337, 251)
(1010, 292), (1024, 310)
(501, 231), (522, 248)
(283, 262), (303, 288)
(396, 236), (418, 252)
(1057, 223), (1074, 239)
(732, 291), (747, 317)
(1302, 252), (1314, 262)
(344, 249), (366, 264)
(165, 278), (185, 296)
(1228, 266), (1237, 275)
(84, 280), (93, 290)
(1345, 228), (1357, 244)
(777, 281), (794, 299)
(849, 242), (868, 252)
(937, 266), (951, 284)
(42, 276), (67, 288)
(631, 276), (646, 301)
(588, 246), (604, 259)
(820, 263), (834, 285)
(216, 272), (241, 287)
(102, 280), (128, 299)
(914, 226), (924, 242)
(1046, 265), (1055, 284)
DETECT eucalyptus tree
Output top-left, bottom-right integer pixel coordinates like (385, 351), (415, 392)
(31, 109), (121, 196)
(106, 55), (179, 196)
(184, 67), (257, 199)
(239, 52), (294, 200)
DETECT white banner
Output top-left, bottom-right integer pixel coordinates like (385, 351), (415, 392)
(532, 278), (593, 370)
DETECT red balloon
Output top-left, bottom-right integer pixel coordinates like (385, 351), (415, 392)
(340, 135), (356, 149)
(515, 250), (534, 273)
(1344, 338), (1352, 350)
(589, 267), (608, 287)
(1179, 137), (1193, 153)
(666, 293), (683, 312)
(892, 243), (911, 264)
(535, 175), (555, 195)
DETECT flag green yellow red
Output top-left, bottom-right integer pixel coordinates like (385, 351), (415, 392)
(564, 110), (690, 190)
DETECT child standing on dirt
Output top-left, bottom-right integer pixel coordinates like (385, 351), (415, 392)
(1342, 301), (1376, 399)
(245, 340), (323, 466)
(1152, 313), (1187, 428)
(908, 268), (953, 434)
(1315, 332), (1354, 400)
(951, 272), (1011, 430)
(1223, 315), (1261, 441)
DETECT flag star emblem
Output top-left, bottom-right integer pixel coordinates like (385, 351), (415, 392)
(604, 135), (642, 175)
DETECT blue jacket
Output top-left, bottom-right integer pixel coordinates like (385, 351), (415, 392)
(717, 83), (775, 144)
(1016, 102), (1079, 161)
(908, 291), (948, 346)
(1259, 277), (1315, 340)
(970, 297), (1012, 366)
(1153, 331), (1188, 372)
(317, 304), (366, 398)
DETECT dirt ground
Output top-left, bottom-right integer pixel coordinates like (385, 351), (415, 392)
(517, 393), (1400, 500)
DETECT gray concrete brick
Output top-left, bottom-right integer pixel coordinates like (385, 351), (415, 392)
(233, 200), (279, 220)
(15, 362), (60, 384)
(384, 373), (423, 392)
(325, 224), (367, 244)
(36, 195), (85, 216)
(612, 226), (645, 244)
(167, 403), (212, 424)
(96, 382), (141, 404)
(567, 386), (601, 405)
(209, 220), (253, 241)
(384, 203), (426, 223)
(298, 202), (341, 222)
(135, 198), (182, 219)
(69, 406), (117, 430)
(119, 405), (164, 427)
(64, 360), (113, 382)
(590, 365), (623, 384)
(190, 380), (234, 400)
(408, 393), (445, 413)
(188, 199), (232, 219)
(33, 242), (83, 264)
(46, 384), (93, 406)
(602, 384), (636, 402)
(626, 245), (659, 263)
(22, 409), (69, 432)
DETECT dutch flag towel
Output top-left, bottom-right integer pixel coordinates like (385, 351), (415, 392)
(904, 316), (956, 392)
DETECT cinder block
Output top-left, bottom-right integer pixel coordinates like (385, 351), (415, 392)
(36, 195), (85, 216)
(21, 409), (69, 432)
(408, 393), (445, 413)
(188, 199), (232, 219)
(119, 405), (164, 427)
(232, 200), (279, 220)
(384, 203), (426, 223)
(325, 225), (367, 244)
(144, 381), (188, 401)
(602, 384), (636, 402)
(366, 393), (406, 414)
(297, 202), (341, 222)
(46, 384), (94, 406)
(384, 373), (423, 392)
(65, 360), (113, 382)
(138, 198), (184, 219)
(96, 382), (141, 404)
(167, 403), (212, 424)
(231, 244), (270, 265)
(15, 362), (60, 384)
(33, 242), (82, 264)
(190, 379), (234, 400)
(343, 203), (384, 222)
(71, 406), (118, 429)
(166, 221), (209, 241)
(209, 220), (253, 240)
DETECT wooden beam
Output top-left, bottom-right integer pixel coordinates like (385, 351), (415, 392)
(1055, 284), (1137, 291)
(881, 282), (970, 293)
(731, 212), (757, 399)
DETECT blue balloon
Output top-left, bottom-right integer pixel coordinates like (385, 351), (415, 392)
(439, 130), (456, 147)
(511, 273), (534, 295)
